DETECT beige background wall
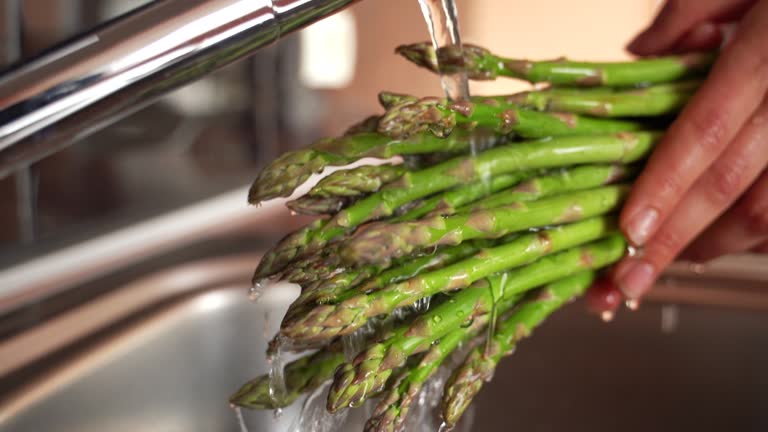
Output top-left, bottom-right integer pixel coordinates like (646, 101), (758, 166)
(322, 0), (664, 134)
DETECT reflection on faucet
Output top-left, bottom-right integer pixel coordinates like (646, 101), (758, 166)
(0, 0), (359, 179)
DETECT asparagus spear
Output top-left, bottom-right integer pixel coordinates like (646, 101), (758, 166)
(287, 163), (622, 289)
(396, 42), (713, 86)
(293, 164), (628, 305)
(462, 164), (634, 213)
(287, 164), (408, 215)
(341, 185), (627, 266)
(504, 81), (699, 117)
(254, 132), (657, 279)
(249, 129), (503, 203)
(292, 240), (484, 308)
(364, 322), (478, 432)
(380, 80), (698, 119)
(327, 285), (522, 412)
(441, 271), (595, 427)
(281, 223), (624, 343)
(391, 171), (534, 221)
(230, 341), (346, 409)
(378, 94), (647, 139)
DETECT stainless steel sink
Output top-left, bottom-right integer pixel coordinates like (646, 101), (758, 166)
(1, 250), (767, 431)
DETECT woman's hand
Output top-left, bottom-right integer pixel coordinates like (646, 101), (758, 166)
(592, 0), (768, 312)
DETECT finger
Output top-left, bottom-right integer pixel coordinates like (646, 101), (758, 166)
(615, 94), (768, 299)
(628, 0), (755, 55)
(620, 1), (768, 249)
(682, 169), (768, 261)
(751, 239), (768, 253)
(667, 22), (724, 53)
(586, 277), (623, 319)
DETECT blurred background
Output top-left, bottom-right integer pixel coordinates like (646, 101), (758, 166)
(1, 1), (767, 431)
(0, 0), (663, 262)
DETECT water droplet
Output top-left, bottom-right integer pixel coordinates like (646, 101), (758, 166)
(413, 296), (432, 313)
(626, 245), (638, 257)
(625, 299), (640, 311)
(600, 310), (615, 322)
(688, 262), (706, 274)
(273, 407), (283, 420)
(290, 210), (298, 216)
(249, 279), (268, 302)
(432, 315), (443, 323)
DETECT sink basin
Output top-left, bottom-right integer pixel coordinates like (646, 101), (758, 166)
(1, 251), (766, 432)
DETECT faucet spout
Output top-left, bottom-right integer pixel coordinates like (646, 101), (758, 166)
(0, 0), (360, 178)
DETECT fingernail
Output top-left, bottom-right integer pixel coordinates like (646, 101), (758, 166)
(617, 260), (656, 299)
(625, 207), (659, 246)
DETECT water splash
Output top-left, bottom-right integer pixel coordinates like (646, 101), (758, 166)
(232, 406), (250, 432)
(267, 339), (288, 418)
(342, 326), (371, 361)
(416, 0), (469, 102)
(288, 384), (349, 432)
(404, 366), (452, 432)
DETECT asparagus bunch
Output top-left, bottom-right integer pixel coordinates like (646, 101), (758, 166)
(233, 41), (713, 431)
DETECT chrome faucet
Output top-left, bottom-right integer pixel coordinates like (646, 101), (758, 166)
(0, 0), (359, 179)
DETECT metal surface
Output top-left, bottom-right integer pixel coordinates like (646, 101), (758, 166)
(0, 0), (359, 178)
(0, 253), (766, 431)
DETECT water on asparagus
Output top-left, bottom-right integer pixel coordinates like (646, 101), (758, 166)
(485, 272), (508, 357)
(417, 0), (470, 102)
(267, 338), (288, 419)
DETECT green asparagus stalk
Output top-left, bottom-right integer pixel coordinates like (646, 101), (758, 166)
(281, 222), (623, 343)
(292, 240), (484, 308)
(396, 42), (713, 86)
(286, 164), (408, 215)
(378, 94), (647, 139)
(441, 271), (595, 427)
(341, 185), (627, 266)
(310, 164), (409, 198)
(391, 171), (534, 221)
(380, 81), (698, 119)
(364, 322), (478, 432)
(294, 164), (629, 304)
(229, 341), (346, 409)
(462, 164), (634, 213)
(249, 129), (504, 203)
(503, 81), (699, 117)
(254, 132), (657, 279)
(327, 285), (522, 412)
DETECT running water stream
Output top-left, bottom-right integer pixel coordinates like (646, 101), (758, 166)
(416, 0), (470, 102)
(417, 0), (501, 361)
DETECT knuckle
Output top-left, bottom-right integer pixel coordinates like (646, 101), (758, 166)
(685, 107), (730, 154)
(654, 172), (685, 202)
(703, 158), (751, 207)
(649, 228), (686, 262)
